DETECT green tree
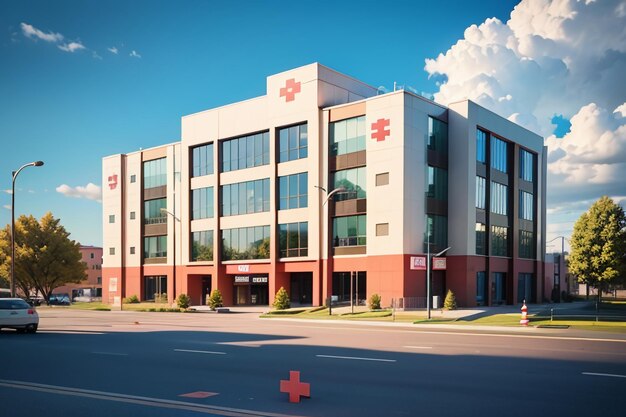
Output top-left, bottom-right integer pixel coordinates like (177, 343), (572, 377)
(569, 196), (626, 301)
(176, 293), (191, 309)
(273, 286), (290, 310)
(443, 290), (457, 310)
(0, 212), (85, 302)
(368, 293), (381, 310)
(208, 289), (223, 310)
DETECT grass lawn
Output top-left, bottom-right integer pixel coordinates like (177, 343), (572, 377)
(66, 302), (186, 312)
(453, 313), (626, 333)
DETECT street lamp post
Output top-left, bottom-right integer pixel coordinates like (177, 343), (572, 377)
(11, 161), (44, 298)
(314, 186), (346, 314)
(160, 208), (179, 306)
(547, 235), (566, 302)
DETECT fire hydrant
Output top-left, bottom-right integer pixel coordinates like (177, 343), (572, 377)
(520, 300), (529, 326)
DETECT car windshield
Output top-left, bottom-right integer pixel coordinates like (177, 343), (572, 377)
(0, 299), (32, 309)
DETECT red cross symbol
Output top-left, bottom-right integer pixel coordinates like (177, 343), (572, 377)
(279, 370), (310, 403)
(371, 118), (391, 142)
(108, 174), (118, 190)
(279, 78), (301, 102)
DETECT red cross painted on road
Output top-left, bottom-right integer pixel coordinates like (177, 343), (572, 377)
(108, 174), (118, 190)
(371, 118), (390, 142)
(279, 78), (301, 102)
(280, 370), (310, 403)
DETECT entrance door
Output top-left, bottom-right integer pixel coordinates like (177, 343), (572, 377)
(290, 272), (313, 306)
(236, 286), (248, 305)
(492, 272), (506, 305)
(201, 276), (212, 305)
(250, 284), (268, 305)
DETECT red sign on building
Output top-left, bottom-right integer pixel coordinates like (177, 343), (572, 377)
(410, 256), (427, 270)
(432, 257), (447, 270)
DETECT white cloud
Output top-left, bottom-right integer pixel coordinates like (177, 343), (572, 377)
(20, 22), (63, 43)
(108, 47), (118, 54)
(58, 41), (86, 53)
(2, 205), (10, 211)
(56, 183), (102, 202)
(425, 0), (626, 244)
(2, 189), (12, 195)
(129, 50), (141, 58)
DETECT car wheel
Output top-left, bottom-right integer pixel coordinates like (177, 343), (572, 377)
(26, 324), (37, 334)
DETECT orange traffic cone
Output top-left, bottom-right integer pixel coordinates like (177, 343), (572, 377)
(520, 300), (529, 326)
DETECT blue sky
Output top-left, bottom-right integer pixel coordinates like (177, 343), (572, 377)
(1, 0), (518, 246)
(3, 0), (625, 251)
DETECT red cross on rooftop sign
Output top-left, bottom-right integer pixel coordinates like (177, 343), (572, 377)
(371, 118), (390, 142)
(279, 78), (301, 102)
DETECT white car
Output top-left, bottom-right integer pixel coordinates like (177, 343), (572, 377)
(0, 298), (39, 333)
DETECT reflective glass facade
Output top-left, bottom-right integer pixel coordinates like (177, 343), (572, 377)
(191, 143), (214, 177)
(278, 123), (308, 162)
(222, 226), (270, 260)
(333, 215), (366, 247)
(221, 132), (270, 172)
(191, 230), (213, 261)
(278, 222), (308, 258)
(330, 116), (366, 156)
(191, 187), (214, 220)
(143, 158), (167, 189)
(278, 173), (308, 210)
(221, 179), (270, 216)
(333, 167), (366, 201)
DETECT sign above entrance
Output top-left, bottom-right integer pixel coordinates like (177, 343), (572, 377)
(237, 265), (250, 272)
(235, 276), (250, 283)
(432, 257), (447, 270)
(252, 277), (268, 283)
(410, 256), (426, 270)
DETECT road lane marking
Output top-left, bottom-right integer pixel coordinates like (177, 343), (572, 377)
(174, 349), (227, 355)
(404, 346), (433, 349)
(582, 372), (626, 379)
(316, 354), (396, 363)
(92, 352), (129, 356)
(179, 391), (219, 398)
(0, 379), (302, 417)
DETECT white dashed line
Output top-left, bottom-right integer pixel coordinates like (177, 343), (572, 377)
(174, 349), (227, 355)
(92, 352), (128, 356)
(582, 372), (626, 379)
(316, 354), (396, 363)
(404, 346), (433, 349)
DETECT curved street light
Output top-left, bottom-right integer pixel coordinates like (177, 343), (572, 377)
(11, 161), (44, 298)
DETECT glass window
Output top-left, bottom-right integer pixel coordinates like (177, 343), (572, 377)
(221, 179), (270, 216)
(491, 137), (508, 173)
(278, 173), (308, 210)
(519, 230), (535, 259)
(519, 191), (534, 221)
(330, 116), (366, 156)
(333, 167), (366, 201)
(221, 132), (269, 172)
(333, 215), (366, 247)
(191, 230), (213, 261)
(475, 223), (486, 255)
(476, 271), (487, 306)
(191, 187), (214, 220)
(221, 226), (270, 260)
(143, 276), (167, 302)
(519, 149), (534, 182)
(278, 222), (308, 258)
(428, 117), (448, 154)
(490, 182), (508, 215)
(476, 176), (486, 209)
(278, 123), (307, 163)
(476, 130), (487, 163)
(144, 198), (167, 224)
(491, 226), (508, 257)
(109, 215), (115, 224)
(143, 158), (167, 189)
(144, 235), (167, 258)
(130, 175), (136, 183)
(192, 143), (214, 177)
(427, 166), (448, 200)
(426, 214), (448, 249)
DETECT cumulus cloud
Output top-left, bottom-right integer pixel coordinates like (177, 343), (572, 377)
(129, 50), (141, 58)
(56, 183), (102, 202)
(2, 189), (12, 195)
(425, 0), (626, 243)
(425, 0), (626, 137)
(20, 22), (63, 43)
(2, 205), (10, 211)
(107, 47), (118, 54)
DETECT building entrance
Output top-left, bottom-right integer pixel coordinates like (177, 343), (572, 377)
(332, 272), (366, 304)
(290, 272), (313, 306)
(232, 275), (269, 305)
(201, 276), (212, 305)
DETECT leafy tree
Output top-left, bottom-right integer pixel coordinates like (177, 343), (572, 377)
(0, 212), (85, 302)
(208, 289), (223, 310)
(176, 293), (191, 309)
(569, 196), (626, 300)
(273, 286), (290, 310)
(443, 290), (457, 310)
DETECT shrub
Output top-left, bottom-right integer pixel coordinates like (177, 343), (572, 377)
(273, 287), (290, 310)
(369, 293), (382, 310)
(177, 293), (191, 309)
(123, 295), (140, 304)
(208, 289), (223, 310)
(443, 290), (457, 310)
(154, 293), (168, 303)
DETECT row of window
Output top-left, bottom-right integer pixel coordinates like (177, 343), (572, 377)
(475, 177), (534, 220)
(221, 179), (270, 216)
(476, 129), (535, 182)
(475, 223), (535, 258)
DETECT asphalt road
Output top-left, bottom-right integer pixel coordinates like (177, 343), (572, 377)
(1, 309), (625, 417)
